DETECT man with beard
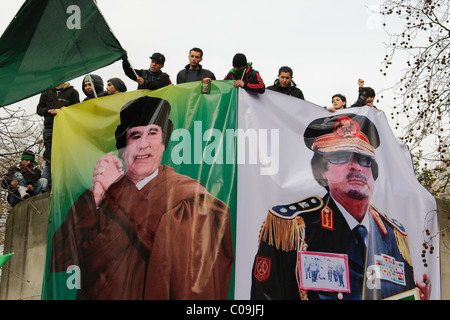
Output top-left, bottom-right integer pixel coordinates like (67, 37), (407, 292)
(251, 114), (429, 300)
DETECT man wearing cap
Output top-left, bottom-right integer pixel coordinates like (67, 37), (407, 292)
(1, 150), (48, 207)
(122, 52), (172, 90)
(224, 53), (265, 94)
(50, 96), (234, 300)
(251, 114), (429, 300)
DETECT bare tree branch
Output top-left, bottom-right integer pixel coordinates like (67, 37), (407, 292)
(380, 0), (449, 199)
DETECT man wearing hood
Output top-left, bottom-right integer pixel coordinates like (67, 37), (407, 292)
(267, 66), (304, 100)
(82, 74), (108, 101)
(224, 53), (265, 94)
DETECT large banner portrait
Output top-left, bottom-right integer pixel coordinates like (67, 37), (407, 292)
(42, 82), (440, 300)
(42, 81), (237, 300)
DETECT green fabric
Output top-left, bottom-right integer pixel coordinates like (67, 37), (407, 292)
(228, 62), (253, 77)
(0, 253), (14, 268)
(0, 0), (126, 107)
(41, 82), (238, 300)
(21, 155), (35, 161)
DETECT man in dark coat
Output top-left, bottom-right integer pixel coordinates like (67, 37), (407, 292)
(122, 52), (172, 90)
(350, 78), (379, 110)
(36, 82), (80, 186)
(176, 47), (215, 84)
(267, 66), (304, 99)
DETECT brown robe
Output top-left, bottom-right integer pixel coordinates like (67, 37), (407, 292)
(50, 165), (234, 299)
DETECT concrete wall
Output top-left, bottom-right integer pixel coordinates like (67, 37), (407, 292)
(0, 194), (448, 299)
(0, 193), (50, 300)
(437, 198), (450, 300)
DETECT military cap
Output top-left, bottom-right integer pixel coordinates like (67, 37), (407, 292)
(304, 114), (380, 158)
(115, 96), (173, 150)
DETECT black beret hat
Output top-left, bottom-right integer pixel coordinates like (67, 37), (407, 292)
(232, 53), (247, 68)
(115, 96), (173, 150)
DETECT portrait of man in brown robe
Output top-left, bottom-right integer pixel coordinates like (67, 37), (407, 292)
(50, 96), (234, 299)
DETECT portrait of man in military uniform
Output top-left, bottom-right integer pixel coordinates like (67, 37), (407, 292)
(250, 114), (430, 300)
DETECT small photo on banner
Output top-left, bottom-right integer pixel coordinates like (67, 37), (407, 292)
(298, 251), (350, 293)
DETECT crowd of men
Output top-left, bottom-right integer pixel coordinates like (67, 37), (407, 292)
(2, 48), (377, 208)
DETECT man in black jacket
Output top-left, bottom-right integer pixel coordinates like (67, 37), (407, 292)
(224, 53), (265, 94)
(267, 66), (304, 99)
(350, 78), (379, 110)
(122, 52), (171, 90)
(36, 82), (80, 186)
(176, 47), (215, 84)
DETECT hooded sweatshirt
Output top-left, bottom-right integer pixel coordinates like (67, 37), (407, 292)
(82, 74), (108, 101)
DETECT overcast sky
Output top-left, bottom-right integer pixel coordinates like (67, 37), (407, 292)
(1, 0), (404, 133)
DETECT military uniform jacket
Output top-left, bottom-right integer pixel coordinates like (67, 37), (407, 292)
(251, 193), (415, 300)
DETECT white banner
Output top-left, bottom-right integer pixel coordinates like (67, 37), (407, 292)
(235, 89), (439, 300)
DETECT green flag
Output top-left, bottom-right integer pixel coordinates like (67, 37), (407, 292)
(0, 252), (14, 268)
(0, 0), (127, 107)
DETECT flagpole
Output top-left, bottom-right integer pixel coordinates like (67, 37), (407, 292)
(87, 74), (97, 98)
(126, 58), (139, 79)
(241, 68), (246, 81)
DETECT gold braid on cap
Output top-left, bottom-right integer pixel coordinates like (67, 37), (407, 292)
(312, 133), (376, 158)
(311, 116), (376, 157)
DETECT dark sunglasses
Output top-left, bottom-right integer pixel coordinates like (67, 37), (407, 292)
(325, 152), (373, 167)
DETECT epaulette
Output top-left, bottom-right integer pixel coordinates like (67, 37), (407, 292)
(371, 206), (407, 236)
(259, 196), (323, 252)
(371, 206), (412, 266)
(269, 196), (324, 219)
